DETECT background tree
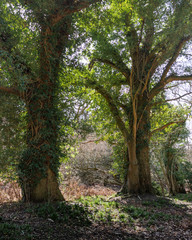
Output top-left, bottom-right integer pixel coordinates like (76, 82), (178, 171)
(153, 122), (190, 195)
(150, 102), (191, 195)
(0, 0), (100, 202)
(75, 0), (192, 194)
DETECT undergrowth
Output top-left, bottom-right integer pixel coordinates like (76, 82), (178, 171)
(0, 221), (32, 240)
(172, 193), (192, 202)
(76, 196), (182, 225)
(33, 202), (91, 226)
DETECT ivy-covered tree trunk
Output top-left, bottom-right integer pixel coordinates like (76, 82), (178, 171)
(18, 19), (70, 202)
(136, 97), (152, 193)
(0, 0), (100, 202)
(19, 82), (64, 202)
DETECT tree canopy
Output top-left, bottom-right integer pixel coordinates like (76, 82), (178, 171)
(73, 0), (192, 193)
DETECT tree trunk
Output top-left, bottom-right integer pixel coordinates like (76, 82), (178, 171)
(18, 19), (71, 202)
(136, 97), (152, 193)
(166, 162), (186, 195)
(136, 126), (152, 193)
(18, 81), (64, 202)
(127, 141), (140, 193)
(119, 141), (141, 195)
(120, 98), (152, 194)
(164, 149), (186, 195)
(21, 167), (64, 202)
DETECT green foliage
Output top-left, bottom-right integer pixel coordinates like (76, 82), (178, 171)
(151, 113), (191, 194)
(76, 195), (182, 226)
(73, 0), (192, 193)
(142, 198), (171, 207)
(0, 0), (192, 198)
(77, 196), (134, 224)
(34, 202), (91, 226)
(0, 93), (25, 181)
(110, 137), (127, 182)
(0, 222), (32, 240)
(173, 193), (192, 203)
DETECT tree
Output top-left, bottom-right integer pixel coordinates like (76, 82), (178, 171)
(78, 0), (192, 193)
(0, 0), (100, 202)
(160, 123), (189, 195)
(150, 103), (190, 195)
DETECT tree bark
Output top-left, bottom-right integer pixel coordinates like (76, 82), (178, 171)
(136, 106), (152, 193)
(127, 141), (140, 193)
(119, 94), (152, 194)
(19, 79), (64, 202)
(18, 18), (71, 202)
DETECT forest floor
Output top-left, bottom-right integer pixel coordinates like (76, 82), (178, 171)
(0, 183), (192, 240)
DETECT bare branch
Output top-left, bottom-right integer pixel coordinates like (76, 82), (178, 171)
(149, 74), (192, 101)
(150, 91), (192, 108)
(74, 102), (90, 121)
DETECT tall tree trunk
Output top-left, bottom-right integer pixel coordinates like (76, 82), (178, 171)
(136, 107), (152, 193)
(18, 19), (70, 202)
(19, 81), (64, 202)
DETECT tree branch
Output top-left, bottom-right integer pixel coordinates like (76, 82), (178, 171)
(0, 86), (21, 97)
(125, 13), (138, 56)
(150, 120), (185, 138)
(165, 75), (192, 83)
(149, 36), (192, 101)
(85, 79), (129, 140)
(150, 91), (192, 108)
(89, 58), (130, 80)
(161, 36), (191, 81)
(51, 0), (101, 25)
